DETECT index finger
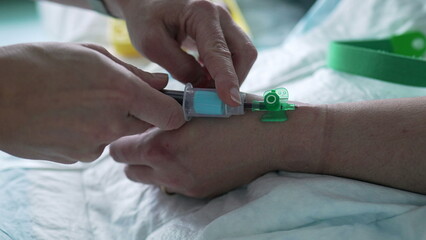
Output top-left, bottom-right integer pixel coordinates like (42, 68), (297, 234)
(186, 2), (242, 106)
(128, 80), (186, 130)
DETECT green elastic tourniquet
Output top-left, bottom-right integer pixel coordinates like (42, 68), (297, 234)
(327, 31), (426, 86)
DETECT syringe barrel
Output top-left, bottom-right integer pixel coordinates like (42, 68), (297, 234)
(182, 83), (245, 121)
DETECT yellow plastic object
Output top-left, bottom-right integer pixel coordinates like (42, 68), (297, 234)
(222, 0), (251, 35)
(108, 18), (140, 58)
(108, 0), (251, 57)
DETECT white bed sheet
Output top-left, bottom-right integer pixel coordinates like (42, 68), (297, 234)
(2, 0), (426, 239)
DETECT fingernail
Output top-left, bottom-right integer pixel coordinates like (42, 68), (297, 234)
(153, 73), (169, 81)
(230, 87), (242, 105)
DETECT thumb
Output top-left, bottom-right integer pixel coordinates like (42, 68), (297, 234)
(129, 80), (186, 130)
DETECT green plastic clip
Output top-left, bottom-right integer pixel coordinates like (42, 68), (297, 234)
(251, 88), (296, 122)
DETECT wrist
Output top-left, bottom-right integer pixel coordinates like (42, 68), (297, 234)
(271, 103), (329, 174)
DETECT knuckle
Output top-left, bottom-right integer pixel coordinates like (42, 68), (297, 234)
(210, 40), (232, 58)
(143, 142), (165, 159)
(138, 30), (161, 57)
(142, 136), (171, 159)
(202, 40), (232, 65)
(182, 1), (218, 36)
(105, 72), (135, 95)
(243, 42), (258, 62)
(210, 67), (235, 84)
(188, 0), (217, 14)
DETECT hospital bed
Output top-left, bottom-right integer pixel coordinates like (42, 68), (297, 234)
(1, 0), (426, 239)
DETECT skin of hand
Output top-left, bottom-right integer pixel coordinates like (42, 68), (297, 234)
(104, 0), (258, 106)
(110, 99), (325, 198)
(0, 42), (185, 163)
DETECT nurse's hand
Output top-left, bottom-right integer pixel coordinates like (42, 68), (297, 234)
(107, 0), (257, 106)
(110, 112), (287, 198)
(0, 43), (185, 163)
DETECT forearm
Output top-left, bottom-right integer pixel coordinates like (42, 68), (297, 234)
(266, 103), (327, 174)
(319, 97), (426, 194)
(274, 97), (426, 194)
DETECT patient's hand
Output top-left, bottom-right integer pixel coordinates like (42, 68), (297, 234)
(110, 112), (274, 198)
(110, 104), (324, 198)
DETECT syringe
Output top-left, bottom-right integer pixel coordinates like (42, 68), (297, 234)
(162, 83), (296, 122)
(162, 83), (246, 121)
